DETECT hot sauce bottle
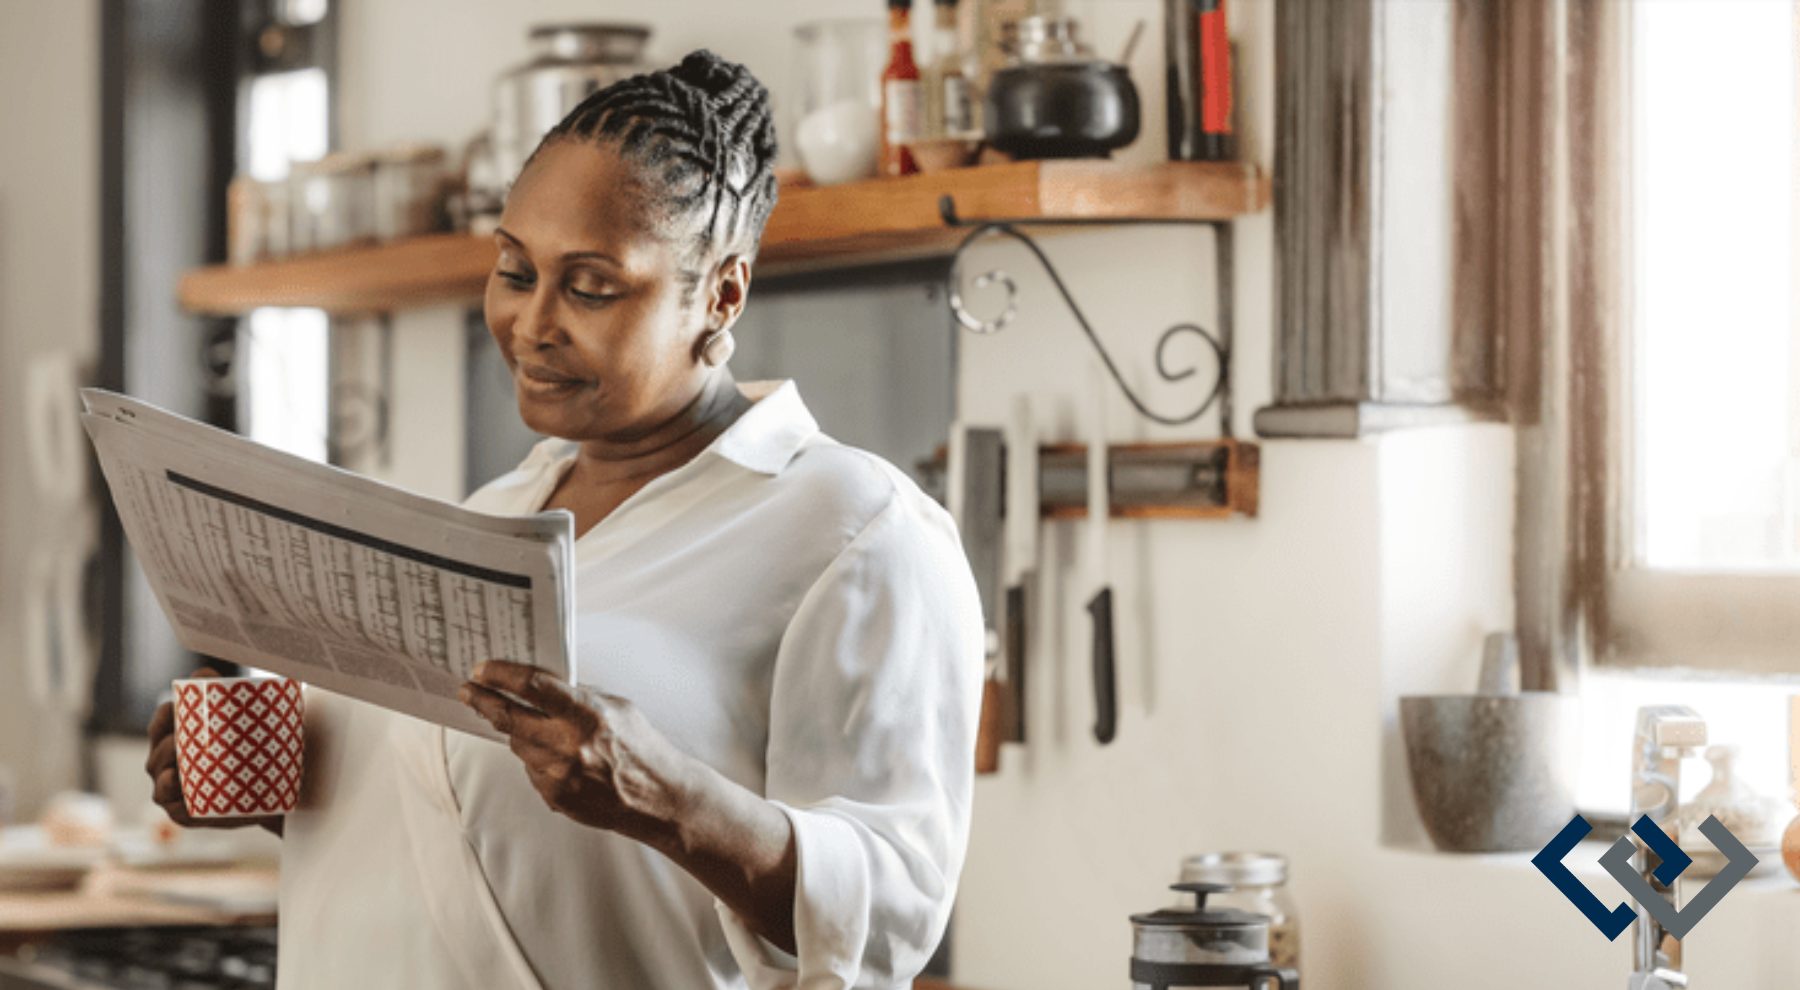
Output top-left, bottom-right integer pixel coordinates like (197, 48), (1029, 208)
(881, 0), (922, 176)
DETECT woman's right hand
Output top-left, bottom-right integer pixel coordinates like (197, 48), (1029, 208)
(145, 667), (283, 835)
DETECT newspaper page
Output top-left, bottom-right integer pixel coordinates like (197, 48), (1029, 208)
(79, 388), (574, 742)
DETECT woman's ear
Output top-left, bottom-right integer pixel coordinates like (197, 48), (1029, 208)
(705, 254), (752, 333)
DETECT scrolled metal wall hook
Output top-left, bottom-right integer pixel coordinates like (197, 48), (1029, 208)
(947, 256), (1018, 334)
(940, 199), (1230, 429)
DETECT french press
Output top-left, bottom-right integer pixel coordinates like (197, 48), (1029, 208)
(1129, 882), (1299, 990)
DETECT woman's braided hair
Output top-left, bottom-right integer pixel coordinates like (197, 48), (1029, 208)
(532, 49), (779, 301)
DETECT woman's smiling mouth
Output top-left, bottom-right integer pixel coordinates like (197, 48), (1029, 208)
(517, 363), (587, 395)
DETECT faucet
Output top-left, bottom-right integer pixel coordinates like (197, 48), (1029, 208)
(1626, 706), (1707, 990)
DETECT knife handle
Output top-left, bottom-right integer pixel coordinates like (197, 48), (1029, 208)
(1003, 584), (1027, 743)
(1087, 587), (1116, 744)
(975, 678), (1003, 774)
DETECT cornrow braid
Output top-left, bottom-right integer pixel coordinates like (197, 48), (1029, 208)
(528, 50), (779, 301)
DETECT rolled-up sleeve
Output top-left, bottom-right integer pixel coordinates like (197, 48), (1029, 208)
(715, 490), (984, 989)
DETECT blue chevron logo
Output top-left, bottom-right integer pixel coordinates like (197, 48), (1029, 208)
(1532, 813), (1758, 940)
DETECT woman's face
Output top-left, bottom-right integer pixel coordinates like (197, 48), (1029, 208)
(484, 138), (719, 444)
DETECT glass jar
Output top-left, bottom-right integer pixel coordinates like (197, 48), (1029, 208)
(1179, 853), (1299, 974)
(370, 144), (448, 242)
(490, 24), (652, 195)
(289, 153), (375, 255)
(790, 19), (887, 184)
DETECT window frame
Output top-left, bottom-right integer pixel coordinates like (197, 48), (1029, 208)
(1599, 0), (1800, 677)
(1512, 0), (1800, 681)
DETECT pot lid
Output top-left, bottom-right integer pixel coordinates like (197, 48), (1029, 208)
(1130, 883), (1269, 931)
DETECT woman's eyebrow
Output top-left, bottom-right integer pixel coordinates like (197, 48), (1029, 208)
(494, 227), (624, 269)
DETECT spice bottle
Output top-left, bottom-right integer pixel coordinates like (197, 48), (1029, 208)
(1179, 853), (1299, 973)
(923, 0), (975, 140)
(881, 0), (923, 176)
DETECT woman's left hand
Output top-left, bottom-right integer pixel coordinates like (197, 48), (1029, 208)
(460, 661), (687, 843)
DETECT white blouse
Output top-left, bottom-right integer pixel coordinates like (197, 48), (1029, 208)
(275, 381), (984, 990)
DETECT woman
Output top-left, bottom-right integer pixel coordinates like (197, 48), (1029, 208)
(143, 50), (983, 990)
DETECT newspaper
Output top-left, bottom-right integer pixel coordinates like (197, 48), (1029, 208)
(79, 389), (575, 742)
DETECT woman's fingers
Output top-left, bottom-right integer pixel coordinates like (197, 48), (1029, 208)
(462, 661), (603, 749)
(145, 731), (177, 778)
(152, 765), (187, 810)
(469, 661), (584, 718)
(460, 679), (558, 743)
(147, 701), (174, 743)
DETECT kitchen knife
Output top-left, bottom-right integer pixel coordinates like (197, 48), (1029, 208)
(949, 422), (1007, 772)
(1087, 368), (1117, 745)
(1001, 394), (1037, 744)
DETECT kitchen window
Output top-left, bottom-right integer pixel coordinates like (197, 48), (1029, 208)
(237, 0), (337, 463)
(1608, 0), (1800, 673)
(1539, 0), (1800, 811)
(240, 65), (331, 463)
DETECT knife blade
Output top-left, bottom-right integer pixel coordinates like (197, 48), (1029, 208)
(1001, 394), (1037, 744)
(1088, 367), (1117, 745)
(949, 422), (1007, 772)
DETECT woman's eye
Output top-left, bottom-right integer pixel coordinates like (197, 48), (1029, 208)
(497, 269), (533, 288)
(568, 280), (618, 304)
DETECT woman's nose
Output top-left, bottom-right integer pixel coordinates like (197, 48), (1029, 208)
(512, 284), (566, 349)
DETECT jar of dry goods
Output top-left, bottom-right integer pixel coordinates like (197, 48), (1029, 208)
(1180, 852), (1299, 974)
(290, 152), (375, 254)
(371, 144), (448, 242)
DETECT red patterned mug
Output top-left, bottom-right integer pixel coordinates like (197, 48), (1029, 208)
(173, 677), (304, 819)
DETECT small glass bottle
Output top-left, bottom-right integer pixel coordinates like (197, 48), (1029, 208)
(880, 0), (922, 176)
(1680, 744), (1784, 850)
(1180, 853), (1299, 973)
(922, 0), (974, 140)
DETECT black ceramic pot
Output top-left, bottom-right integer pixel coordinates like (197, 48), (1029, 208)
(984, 61), (1141, 160)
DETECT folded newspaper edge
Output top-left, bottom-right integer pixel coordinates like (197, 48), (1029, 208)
(79, 388), (576, 743)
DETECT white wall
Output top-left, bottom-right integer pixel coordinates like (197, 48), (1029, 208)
(0, 2), (102, 820)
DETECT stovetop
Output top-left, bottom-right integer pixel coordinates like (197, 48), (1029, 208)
(0, 926), (275, 990)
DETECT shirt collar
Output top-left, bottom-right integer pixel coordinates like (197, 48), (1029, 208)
(708, 380), (818, 476)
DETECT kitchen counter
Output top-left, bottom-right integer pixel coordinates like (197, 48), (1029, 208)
(0, 864), (277, 955)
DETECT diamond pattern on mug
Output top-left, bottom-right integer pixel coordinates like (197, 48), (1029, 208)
(174, 679), (303, 818)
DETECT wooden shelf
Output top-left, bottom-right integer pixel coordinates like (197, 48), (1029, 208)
(180, 232), (496, 316)
(177, 160), (1269, 316)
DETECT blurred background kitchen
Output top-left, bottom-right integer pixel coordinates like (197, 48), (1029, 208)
(4, 0), (1800, 987)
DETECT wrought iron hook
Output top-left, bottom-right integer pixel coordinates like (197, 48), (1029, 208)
(940, 197), (1229, 428)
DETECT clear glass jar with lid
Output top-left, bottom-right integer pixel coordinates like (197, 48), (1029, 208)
(1179, 853), (1299, 973)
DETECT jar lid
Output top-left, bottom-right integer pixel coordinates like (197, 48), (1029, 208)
(527, 23), (651, 63)
(371, 143), (447, 166)
(1130, 883), (1269, 931)
(1011, 15), (1093, 63)
(292, 152), (375, 176)
(1181, 852), (1287, 887)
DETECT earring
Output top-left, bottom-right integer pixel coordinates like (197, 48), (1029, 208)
(700, 328), (735, 368)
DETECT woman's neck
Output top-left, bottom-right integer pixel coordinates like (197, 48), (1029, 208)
(569, 371), (753, 489)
